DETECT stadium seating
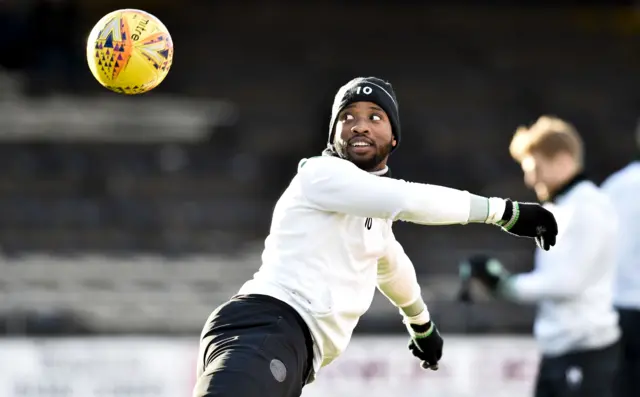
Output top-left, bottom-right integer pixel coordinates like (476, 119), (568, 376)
(0, 4), (636, 334)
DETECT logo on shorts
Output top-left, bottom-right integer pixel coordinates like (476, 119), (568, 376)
(270, 359), (287, 382)
(565, 366), (583, 389)
(364, 218), (372, 230)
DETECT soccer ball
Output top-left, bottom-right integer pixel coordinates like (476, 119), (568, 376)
(86, 9), (174, 95)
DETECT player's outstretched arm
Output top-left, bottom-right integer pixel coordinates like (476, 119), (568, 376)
(298, 156), (558, 250)
(377, 235), (442, 370)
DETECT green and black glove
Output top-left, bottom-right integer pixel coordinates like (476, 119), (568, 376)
(407, 321), (443, 371)
(498, 199), (558, 251)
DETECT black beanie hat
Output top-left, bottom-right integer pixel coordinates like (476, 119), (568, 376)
(327, 76), (401, 153)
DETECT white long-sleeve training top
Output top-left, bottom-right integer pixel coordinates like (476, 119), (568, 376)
(506, 180), (620, 356)
(238, 155), (506, 380)
(601, 161), (640, 310)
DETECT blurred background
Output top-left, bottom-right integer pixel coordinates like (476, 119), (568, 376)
(0, 0), (637, 396)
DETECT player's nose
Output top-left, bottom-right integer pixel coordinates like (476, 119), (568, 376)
(351, 120), (369, 134)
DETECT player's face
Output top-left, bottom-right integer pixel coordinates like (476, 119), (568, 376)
(334, 101), (397, 171)
(521, 151), (573, 201)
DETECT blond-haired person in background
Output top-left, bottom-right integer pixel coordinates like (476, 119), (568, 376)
(461, 116), (620, 397)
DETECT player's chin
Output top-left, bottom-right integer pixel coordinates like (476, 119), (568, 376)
(346, 145), (376, 159)
(347, 149), (380, 170)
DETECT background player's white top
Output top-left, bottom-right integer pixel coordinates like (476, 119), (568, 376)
(601, 161), (640, 309)
(238, 155), (505, 379)
(507, 180), (620, 356)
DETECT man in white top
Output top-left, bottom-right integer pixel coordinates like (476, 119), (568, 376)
(461, 116), (620, 397)
(600, 120), (640, 397)
(192, 77), (558, 397)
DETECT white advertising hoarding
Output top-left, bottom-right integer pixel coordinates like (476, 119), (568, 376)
(0, 335), (539, 397)
(303, 336), (539, 397)
(0, 337), (197, 397)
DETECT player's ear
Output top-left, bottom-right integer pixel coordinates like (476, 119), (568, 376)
(392, 138), (397, 147)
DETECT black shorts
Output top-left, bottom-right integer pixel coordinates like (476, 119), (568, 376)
(534, 341), (619, 397)
(615, 308), (640, 397)
(192, 294), (315, 397)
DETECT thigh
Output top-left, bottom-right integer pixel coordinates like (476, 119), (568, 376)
(193, 343), (301, 397)
(558, 344), (619, 397)
(193, 297), (309, 397)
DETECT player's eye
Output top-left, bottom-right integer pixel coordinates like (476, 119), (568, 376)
(342, 113), (354, 121)
(371, 114), (382, 121)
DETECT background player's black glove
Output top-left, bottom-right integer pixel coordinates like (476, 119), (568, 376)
(458, 255), (511, 296)
(407, 321), (443, 371)
(497, 199), (558, 251)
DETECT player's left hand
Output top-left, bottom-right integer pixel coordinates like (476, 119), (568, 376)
(498, 200), (558, 251)
(407, 321), (443, 370)
(459, 255), (511, 294)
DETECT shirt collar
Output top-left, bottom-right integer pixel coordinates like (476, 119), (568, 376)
(548, 172), (588, 203)
(370, 166), (389, 177)
(322, 148), (393, 178)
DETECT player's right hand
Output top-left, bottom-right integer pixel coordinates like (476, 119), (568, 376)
(407, 321), (443, 371)
(497, 199), (558, 251)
